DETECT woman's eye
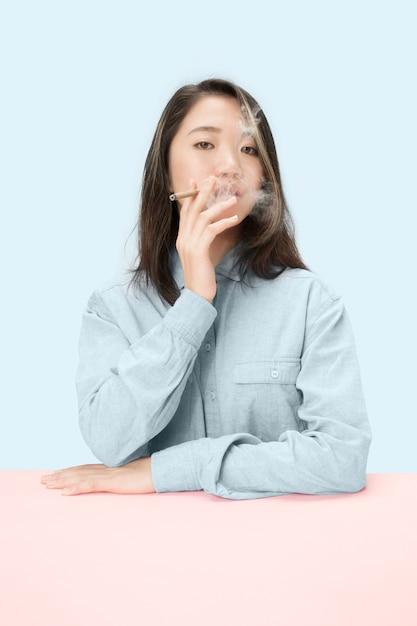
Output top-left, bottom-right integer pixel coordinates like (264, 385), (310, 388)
(195, 141), (214, 149)
(242, 145), (259, 156)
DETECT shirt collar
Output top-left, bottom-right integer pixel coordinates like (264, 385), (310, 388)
(170, 246), (242, 289)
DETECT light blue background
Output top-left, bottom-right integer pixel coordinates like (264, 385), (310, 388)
(1, 0), (415, 470)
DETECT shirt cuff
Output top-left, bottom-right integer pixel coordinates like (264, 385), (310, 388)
(151, 439), (207, 493)
(162, 289), (217, 349)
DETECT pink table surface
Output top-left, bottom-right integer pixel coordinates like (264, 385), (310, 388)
(0, 472), (416, 626)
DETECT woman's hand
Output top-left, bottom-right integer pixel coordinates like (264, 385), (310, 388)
(41, 457), (155, 496)
(176, 177), (238, 303)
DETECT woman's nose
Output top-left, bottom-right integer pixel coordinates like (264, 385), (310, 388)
(214, 149), (242, 178)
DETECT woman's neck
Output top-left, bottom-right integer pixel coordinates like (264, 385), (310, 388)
(209, 227), (241, 267)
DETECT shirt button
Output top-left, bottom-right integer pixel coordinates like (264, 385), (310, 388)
(210, 391), (216, 401)
(271, 369), (279, 379)
(205, 342), (211, 352)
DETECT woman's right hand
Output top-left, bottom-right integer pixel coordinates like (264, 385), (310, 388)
(175, 177), (238, 303)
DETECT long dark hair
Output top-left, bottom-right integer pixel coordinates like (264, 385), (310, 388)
(131, 78), (307, 304)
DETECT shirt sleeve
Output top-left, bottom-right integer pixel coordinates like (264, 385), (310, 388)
(76, 288), (217, 466)
(151, 294), (372, 499)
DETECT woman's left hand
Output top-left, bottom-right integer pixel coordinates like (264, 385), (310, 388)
(41, 457), (156, 496)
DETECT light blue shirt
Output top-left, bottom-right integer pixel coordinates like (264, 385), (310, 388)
(76, 248), (372, 499)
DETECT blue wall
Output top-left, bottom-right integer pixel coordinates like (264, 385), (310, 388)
(1, 0), (415, 470)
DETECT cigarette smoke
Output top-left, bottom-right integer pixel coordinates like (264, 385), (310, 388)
(239, 104), (262, 138)
(206, 178), (242, 207)
(204, 177), (274, 222)
(250, 182), (274, 222)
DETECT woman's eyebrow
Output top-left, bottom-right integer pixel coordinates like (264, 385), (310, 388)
(187, 126), (222, 135)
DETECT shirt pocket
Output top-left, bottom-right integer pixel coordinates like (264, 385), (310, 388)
(232, 358), (302, 438)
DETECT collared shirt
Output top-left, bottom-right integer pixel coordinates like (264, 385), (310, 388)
(76, 248), (372, 499)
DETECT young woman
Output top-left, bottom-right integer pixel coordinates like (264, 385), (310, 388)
(42, 78), (371, 499)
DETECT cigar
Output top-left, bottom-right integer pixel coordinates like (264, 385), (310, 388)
(169, 189), (200, 202)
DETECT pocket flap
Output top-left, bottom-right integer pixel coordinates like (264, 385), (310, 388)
(233, 359), (301, 385)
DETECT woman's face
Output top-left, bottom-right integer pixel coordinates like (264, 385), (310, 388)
(168, 95), (264, 223)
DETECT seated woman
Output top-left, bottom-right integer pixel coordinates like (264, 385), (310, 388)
(42, 78), (371, 499)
